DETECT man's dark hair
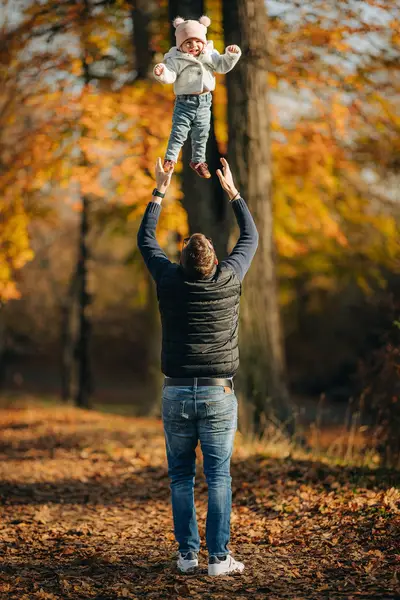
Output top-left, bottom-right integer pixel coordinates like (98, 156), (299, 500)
(181, 233), (216, 279)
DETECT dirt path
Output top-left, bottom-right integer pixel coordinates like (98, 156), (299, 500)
(0, 404), (399, 599)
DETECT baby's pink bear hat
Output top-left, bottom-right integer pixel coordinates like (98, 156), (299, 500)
(173, 15), (211, 49)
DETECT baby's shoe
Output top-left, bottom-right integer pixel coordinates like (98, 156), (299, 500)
(190, 161), (211, 179)
(163, 159), (175, 173)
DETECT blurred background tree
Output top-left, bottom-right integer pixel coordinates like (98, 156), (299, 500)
(222, 0), (292, 434)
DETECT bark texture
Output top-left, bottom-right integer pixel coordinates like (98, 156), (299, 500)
(223, 0), (294, 432)
(60, 274), (78, 402)
(74, 0), (93, 409)
(130, 0), (155, 80)
(75, 195), (92, 408)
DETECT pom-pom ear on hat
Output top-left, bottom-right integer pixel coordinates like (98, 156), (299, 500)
(173, 17), (185, 28)
(199, 15), (211, 27)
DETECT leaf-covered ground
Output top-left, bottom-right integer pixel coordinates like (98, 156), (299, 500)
(0, 403), (399, 600)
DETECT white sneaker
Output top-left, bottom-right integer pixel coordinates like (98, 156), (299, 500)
(177, 551), (199, 573)
(208, 554), (245, 576)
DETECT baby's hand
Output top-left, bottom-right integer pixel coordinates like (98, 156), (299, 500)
(227, 45), (240, 54)
(154, 64), (164, 76)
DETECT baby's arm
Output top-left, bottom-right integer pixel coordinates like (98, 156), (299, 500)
(211, 45), (242, 74)
(153, 60), (178, 84)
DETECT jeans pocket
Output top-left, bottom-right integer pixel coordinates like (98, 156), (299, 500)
(162, 393), (192, 420)
(162, 396), (180, 419)
(205, 394), (237, 431)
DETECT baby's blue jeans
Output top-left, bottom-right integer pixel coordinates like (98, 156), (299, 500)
(165, 93), (212, 164)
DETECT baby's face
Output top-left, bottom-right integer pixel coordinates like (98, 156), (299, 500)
(180, 38), (204, 56)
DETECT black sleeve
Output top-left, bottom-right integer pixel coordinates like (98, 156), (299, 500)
(137, 201), (171, 283)
(220, 197), (259, 282)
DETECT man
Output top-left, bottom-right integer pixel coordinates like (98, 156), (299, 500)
(137, 157), (258, 576)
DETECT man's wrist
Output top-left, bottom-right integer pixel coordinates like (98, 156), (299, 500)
(155, 185), (168, 194)
(228, 189), (240, 201)
(153, 187), (168, 197)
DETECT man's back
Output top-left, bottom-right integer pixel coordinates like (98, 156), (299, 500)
(158, 263), (241, 377)
(138, 195), (258, 378)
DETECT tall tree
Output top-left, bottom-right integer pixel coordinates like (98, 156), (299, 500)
(130, 0), (154, 79)
(167, 0), (229, 258)
(73, 0), (94, 408)
(74, 193), (92, 408)
(60, 274), (78, 401)
(0, 308), (6, 386)
(223, 0), (294, 433)
(129, 0), (164, 415)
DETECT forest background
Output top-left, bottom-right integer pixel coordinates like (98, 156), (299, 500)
(1, 0), (400, 465)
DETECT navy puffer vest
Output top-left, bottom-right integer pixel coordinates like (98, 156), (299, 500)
(157, 263), (241, 377)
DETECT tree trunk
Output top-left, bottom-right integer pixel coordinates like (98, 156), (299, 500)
(0, 307), (6, 387)
(130, 0), (155, 80)
(72, 1), (93, 409)
(124, 2), (163, 414)
(223, 0), (295, 434)
(60, 273), (79, 402)
(168, 0), (203, 20)
(168, 0), (229, 258)
(75, 195), (92, 408)
(136, 270), (163, 416)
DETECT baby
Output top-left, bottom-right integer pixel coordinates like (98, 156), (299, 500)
(154, 16), (241, 179)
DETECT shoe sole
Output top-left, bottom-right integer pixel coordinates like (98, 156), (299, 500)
(177, 560), (199, 574)
(208, 565), (244, 577)
(178, 566), (198, 574)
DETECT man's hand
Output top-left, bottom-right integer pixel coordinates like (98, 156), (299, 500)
(155, 157), (172, 194)
(154, 64), (164, 76)
(216, 158), (240, 200)
(227, 45), (240, 54)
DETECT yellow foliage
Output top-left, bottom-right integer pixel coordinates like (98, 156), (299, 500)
(0, 201), (34, 302)
(272, 99), (400, 294)
(2, 0), (399, 306)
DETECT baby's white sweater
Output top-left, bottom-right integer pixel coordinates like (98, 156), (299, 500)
(154, 41), (241, 95)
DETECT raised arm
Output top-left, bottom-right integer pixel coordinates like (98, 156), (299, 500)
(137, 158), (173, 283)
(153, 59), (178, 84)
(217, 158), (259, 282)
(211, 45), (241, 74)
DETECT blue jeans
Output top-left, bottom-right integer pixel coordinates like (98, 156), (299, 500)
(165, 93), (212, 163)
(162, 383), (238, 557)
